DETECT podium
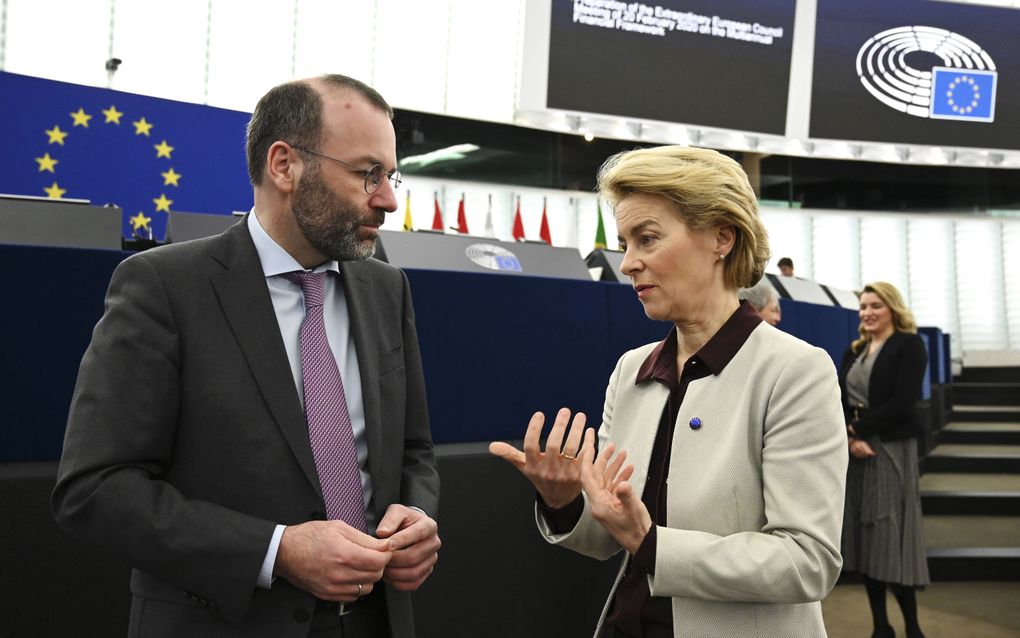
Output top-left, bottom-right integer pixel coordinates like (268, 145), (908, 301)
(379, 230), (591, 280)
(0, 195), (121, 250)
(165, 210), (241, 242)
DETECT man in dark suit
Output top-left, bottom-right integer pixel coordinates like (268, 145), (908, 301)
(52, 75), (440, 637)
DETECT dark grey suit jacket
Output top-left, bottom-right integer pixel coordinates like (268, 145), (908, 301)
(52, 219), (439, 637)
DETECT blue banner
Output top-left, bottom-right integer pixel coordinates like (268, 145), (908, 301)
(0, 72), (252, 240)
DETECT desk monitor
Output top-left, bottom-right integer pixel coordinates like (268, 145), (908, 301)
(771, 274), (836, 306)
(378, 230), (591, 281)
(165, 210), (241, 243)
(825, 285), (860, 310)
(0, 195), (121, 250)
(585, 249), (626, 283)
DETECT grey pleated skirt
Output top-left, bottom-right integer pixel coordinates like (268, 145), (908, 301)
(841, 436), (930, 588)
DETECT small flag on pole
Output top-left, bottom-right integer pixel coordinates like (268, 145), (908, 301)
(594, 200), (607, 249)
(402, 190), (413, 231)
(512, 196), (525, 241)
(483, 193), (496, 238)
(456, 193), (469, 234)
(431, 191), (444, 231)
(539, 196), (552, 244)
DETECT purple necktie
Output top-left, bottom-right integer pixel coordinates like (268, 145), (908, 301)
(285, 271), (367, 531)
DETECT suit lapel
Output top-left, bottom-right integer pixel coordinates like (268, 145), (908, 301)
(340, 261), (385, 517)
(208, 221), (322, 496)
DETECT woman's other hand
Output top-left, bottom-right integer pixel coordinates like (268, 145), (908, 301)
(579, 429), (652, 554)
(849, 438), (877, 458)
(489, 408), (587, 509)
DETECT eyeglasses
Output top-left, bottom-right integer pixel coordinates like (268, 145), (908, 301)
(292, 145), (401, 194)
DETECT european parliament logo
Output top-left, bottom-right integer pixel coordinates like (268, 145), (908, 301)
(929, 68), (996, 122)
(465, 243), (523, 272)
(856, 26), (998, 123)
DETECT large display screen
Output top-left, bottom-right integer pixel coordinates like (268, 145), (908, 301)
(546, 0), (797, 135)
(810, 0), (1020, 150)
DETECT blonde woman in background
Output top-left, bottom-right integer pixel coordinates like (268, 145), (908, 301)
(492, 146), (847, 637)
(839, 282), (930, 638)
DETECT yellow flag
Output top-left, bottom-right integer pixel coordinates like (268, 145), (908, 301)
(402, 190), (413, 231)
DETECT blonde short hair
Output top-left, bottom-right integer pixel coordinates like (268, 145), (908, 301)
(851, 281), (918, 352)
(596, 145), (769, 289)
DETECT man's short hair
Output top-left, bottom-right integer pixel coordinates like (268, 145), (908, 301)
(777, 257), (794, 269)
(245, 74), (393, 186)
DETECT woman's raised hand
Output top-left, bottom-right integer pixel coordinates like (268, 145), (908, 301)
(489, 408), (587, 509)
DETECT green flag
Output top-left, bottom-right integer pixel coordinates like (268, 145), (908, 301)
(594, 200), (607, 249)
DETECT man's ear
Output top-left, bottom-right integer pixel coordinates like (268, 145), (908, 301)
(265, 141), (301, 194)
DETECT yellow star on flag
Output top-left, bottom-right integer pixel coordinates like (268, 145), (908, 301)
(133, 117), (154, 136)
(35, 153), (59, 173)
(161, 167), (182, 186)
(102, 105), (124, 124)
(45, 125), (69, 145)
(44, 182), (67, 199)
(154, 140), (174, 159)
(153, 193), (173, 212)
(129, 212), (152, 231)
(70, 108), (93, 128)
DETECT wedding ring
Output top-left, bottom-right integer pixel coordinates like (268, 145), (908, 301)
(560, 451), (577, 460)
(356, 583), (363, 598)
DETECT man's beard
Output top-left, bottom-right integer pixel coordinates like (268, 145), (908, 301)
(292, 162), (383, 262)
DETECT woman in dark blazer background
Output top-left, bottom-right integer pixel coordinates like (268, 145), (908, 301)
(839, 281), (929, 638)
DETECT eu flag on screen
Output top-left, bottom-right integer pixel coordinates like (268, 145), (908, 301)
(0, 72), (252, 241)
(929, 67), (997, 123)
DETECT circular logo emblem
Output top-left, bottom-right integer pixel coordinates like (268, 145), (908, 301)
(856, 26), (997, 121)
(465, 243), (522, 272)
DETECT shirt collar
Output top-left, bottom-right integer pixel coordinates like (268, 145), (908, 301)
(636, 301), (763, 384)
(635, 326), (678, 386)
(247, 209), (339, 277)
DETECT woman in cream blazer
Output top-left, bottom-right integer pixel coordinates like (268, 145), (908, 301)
(492, 146), (848, 637)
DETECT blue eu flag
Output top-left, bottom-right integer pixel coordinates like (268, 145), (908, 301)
(0, 71), (252, 241)
(929, 67), (997, 123)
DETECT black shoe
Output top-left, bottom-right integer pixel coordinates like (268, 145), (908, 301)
(871, 626), (895, 638)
